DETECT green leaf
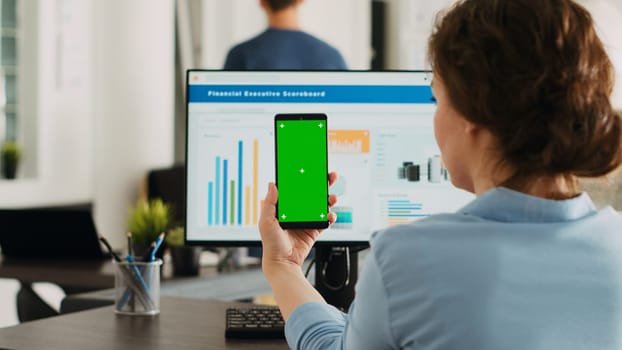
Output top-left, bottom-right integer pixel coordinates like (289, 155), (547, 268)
(127, 198), (171, 245)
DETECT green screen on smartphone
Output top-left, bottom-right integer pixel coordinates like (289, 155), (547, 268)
(275, 114), (329, 229)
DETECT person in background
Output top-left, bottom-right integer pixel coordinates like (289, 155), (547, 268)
(259, 0), (622, 349)
(223, 0), (347, 70)
(224, 0), (346, 265)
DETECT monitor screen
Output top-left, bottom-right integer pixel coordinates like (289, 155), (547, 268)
(185, 70), (474, 245)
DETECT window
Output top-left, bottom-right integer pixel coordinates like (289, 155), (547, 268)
(0, 0), (17, 143)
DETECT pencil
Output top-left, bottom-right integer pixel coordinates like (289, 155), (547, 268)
(151, 232), (166, 262)
(127, 232), (133, 258)
(143, 241), (156, 262)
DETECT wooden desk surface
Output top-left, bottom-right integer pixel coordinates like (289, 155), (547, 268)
(0, 297), (288, 350)
(0, 255), (246, 294)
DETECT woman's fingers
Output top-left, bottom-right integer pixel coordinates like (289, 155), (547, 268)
(328, 194), (338, 208)
(327, 173), (339, 225)
(261, 178), (338, 230)
(328, 172), (338, 187)
(259, 183), (278, 230)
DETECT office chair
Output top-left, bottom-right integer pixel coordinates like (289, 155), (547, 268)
(16, 281), (64, 323)
(147, 164), (185, 226)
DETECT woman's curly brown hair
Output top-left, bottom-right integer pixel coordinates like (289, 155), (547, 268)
(428, 0), (622, 189)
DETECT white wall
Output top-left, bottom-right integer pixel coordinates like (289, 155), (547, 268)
(385, 0), (622, 109)
(93, 0), (175, 248)
(18, 0), (39, 178)
(577, 0), (622, 109)
(201, 0), (371, 69)
(385, 0), (453, 70)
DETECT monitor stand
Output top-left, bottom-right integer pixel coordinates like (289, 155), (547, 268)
(314, 245), (367, 311)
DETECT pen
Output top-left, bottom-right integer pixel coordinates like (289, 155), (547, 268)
(142, 232), (165, 262)
(119, 232), (165, 311)
(100, 235), (153, 310)
(126, 255), (153, 297)
(127, 232), (133, 258)
(126, 232), (135, 310)
(118, 254), (156, 310)
(143, 241), (156, 262)
(150, 232), (166, 262)
(131, 232), (165, 309)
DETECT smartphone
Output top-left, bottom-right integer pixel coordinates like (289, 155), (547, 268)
(274, 113), (329, 229)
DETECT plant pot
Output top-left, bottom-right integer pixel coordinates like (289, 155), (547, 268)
(170, 246), (202, 276)
(2, 161), (17, 179)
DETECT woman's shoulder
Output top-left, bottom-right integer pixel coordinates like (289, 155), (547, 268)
(370, 212), (483, 253)
(369, 205), (622, 259)
(372, 212), (483, 238)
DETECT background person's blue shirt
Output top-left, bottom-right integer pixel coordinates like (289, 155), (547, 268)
(224, 28), (347, 70)
(285, 187), (622, 349)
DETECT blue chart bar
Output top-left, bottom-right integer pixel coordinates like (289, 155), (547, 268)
(223, 159), (228, 225)
(207, 139), (259, 226)
(208, 182), (213, 225)
(215, 157), (221, 225)
(237, 141), (243, 225)
(387, 200), (426, 217)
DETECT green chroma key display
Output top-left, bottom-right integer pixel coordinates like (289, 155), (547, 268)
(274, 114), (329, 229)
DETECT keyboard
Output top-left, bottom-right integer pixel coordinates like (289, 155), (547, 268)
(225, 305), (285, 339)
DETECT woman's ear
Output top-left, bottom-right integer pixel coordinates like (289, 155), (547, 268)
(463, 119), (493, 147)
(464, 121), (478, 134)
(462, 117), (479, 135)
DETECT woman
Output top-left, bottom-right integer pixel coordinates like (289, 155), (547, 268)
(259, 0), (622, 348)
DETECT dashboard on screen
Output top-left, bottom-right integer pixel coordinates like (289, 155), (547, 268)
(185, 70), (474, 245)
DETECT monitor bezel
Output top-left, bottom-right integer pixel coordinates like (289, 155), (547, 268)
(183, 69), (432, 247)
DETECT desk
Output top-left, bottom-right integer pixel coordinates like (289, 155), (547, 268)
(0, 254), (266, 295)
(0, 297), (288, 349)
(61, 267), (273, 313)
(0, 254), (272, 327)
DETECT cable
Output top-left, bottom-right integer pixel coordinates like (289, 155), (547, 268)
(319, 247), (350, 291)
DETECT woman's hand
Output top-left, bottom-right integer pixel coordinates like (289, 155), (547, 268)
(259, 172), (338, 270)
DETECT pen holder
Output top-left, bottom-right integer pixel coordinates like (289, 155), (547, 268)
(113, 259), (162, 316)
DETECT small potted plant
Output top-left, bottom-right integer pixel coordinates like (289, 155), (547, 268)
(1, 141), (21, 179)
(166, 226), (202, 276)
(127, 198), (171, 258)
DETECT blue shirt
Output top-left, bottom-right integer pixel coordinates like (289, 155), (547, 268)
(223, 28), (347, 70)
(285, 188), (622, 349)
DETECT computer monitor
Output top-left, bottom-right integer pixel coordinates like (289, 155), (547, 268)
(184, 70), (474, 307)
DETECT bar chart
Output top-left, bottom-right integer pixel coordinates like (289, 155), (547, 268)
(194, 120), (275, 230)
(206, 139), (261, 227)
(372, 188), (474, 230)
(328, 129), (370, 154)
(384, 199), (427, 226)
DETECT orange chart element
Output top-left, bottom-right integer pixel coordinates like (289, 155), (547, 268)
(328, 130), (370, 154)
